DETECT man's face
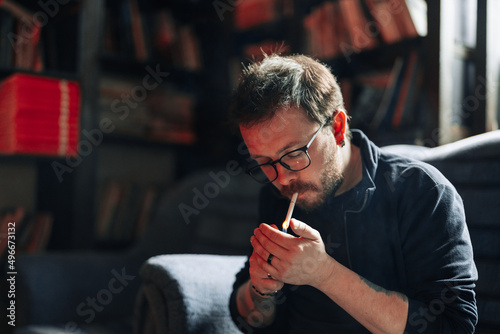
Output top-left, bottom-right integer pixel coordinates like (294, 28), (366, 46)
(240, 107), (344, 210)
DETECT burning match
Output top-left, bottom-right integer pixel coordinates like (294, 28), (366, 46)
(282, 192), (298, 233)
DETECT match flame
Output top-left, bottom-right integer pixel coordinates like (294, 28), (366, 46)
(282, 219), (290, 231)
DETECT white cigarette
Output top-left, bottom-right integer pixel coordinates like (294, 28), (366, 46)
(282, 192), (298, 233)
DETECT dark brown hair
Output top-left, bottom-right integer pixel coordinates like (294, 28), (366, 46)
(228, 54), (346, 131)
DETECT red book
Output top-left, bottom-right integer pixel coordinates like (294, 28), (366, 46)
(365, 0), (403, 44)
(0, 73), (80, 156)
(338, 0), (378, 51)
(234, 0), (277, 30)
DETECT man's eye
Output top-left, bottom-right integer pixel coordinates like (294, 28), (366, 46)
(260, 164), (275, 171)
(285, 151), (302, 159)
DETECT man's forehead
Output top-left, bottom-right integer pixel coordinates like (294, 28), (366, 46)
(241, 107), (309, 134)
(240, 109), (316, 157)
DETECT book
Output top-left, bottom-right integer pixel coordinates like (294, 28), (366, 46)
(18, 212), (53, 253)
(0, 207), (54, 265)
(364, 0), (423, 45)
(234, 0), (278, 30)
(364, 0), (404, 44)
(129, 0), (148, 62)
(152, 9), (202, 70)
(146, 90), (196, 145)
(95, 182), (160, 243)
(0, 73), (81, 156)
(304, 2), (343, 59)
(173, 25), (202, 71)
(0, 207), (25, 262)
(350, 51), (422, 132)
(135, 186), (158, 238)
(99, 76), (196, 144)
(0, 0), (44, 71)
(234, 0), (294, 30)
(349, 70), (391, 130)
(392, 50), (420, 128)
(338, 0), (378, 52)
(303, 0), (378, 60)
(102, 3), (202, 70)
(369, 56), (405, 130)
(392, 0), (419, 39)
(95, 181), (123, 240)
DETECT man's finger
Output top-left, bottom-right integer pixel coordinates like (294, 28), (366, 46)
(290, 218), (321, 240)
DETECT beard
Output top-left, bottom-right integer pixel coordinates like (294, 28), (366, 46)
(281, 148), (344, 211)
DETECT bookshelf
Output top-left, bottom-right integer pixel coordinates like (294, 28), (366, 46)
(0, 0), (234, 252)
(0, 0), (88, 255)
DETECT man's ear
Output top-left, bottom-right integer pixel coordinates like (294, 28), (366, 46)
(332, 110), (347, 146)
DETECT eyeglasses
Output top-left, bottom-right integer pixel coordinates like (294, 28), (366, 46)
(246, 122), (326, 184)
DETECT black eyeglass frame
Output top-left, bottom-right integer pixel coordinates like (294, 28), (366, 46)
(245, 121), (327, 184)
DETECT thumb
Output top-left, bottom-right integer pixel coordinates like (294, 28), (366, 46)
(290, 218), (320, 240)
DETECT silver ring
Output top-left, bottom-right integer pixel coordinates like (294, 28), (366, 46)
(267, 253), (274, 265)
(267, 273), (272, 279)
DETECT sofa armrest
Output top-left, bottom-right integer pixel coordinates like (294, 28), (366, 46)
(134, 254), (246, 334)
(17, 251), (143, 326)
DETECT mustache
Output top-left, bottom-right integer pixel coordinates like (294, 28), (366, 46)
(281, 182), (319, 199)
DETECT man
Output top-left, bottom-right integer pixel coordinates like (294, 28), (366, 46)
(228, 54), (477, 333)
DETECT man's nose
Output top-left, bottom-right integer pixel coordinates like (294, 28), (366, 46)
(274, 164), (296, 186)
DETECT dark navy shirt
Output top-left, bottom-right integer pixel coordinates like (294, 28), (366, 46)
(230, 130), (478, 333)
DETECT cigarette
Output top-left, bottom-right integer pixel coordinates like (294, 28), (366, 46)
(282, 192), (298, 233)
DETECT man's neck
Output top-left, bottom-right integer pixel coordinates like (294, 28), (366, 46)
(335, 141), (363, 196)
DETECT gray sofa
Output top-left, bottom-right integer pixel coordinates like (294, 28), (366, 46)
(13, 130), (500, 334)
(135, 130), (500, 334)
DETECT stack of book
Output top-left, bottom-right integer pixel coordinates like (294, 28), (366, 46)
(0, 73), (80, 156)
(102, 2), (203, 70)
(303, 0), (424, 60)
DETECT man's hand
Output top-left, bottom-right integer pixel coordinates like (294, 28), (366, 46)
(249, 224), (285, 294)
(251, 219), (409, 334)
(251, 219), (335, 289)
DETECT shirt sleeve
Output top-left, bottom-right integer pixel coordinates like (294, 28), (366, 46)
(397, 172), (478, 333)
